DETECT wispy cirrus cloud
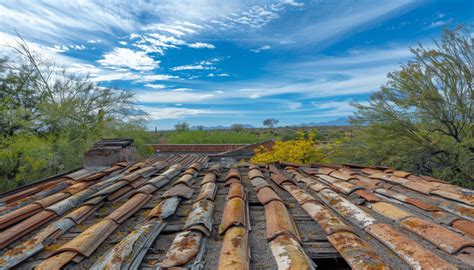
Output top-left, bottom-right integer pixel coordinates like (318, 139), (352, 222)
(188, 42), (215, 49)
(138, 105), (217, 120)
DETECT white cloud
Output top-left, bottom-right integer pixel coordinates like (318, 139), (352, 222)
(171, 88), (193, 92)
(424, 19), (452, 30)
(71, 44), (86, 50)
(310, 100), (369, 117)
(171, 64), (215, 71)
(98, 47), (159, 71)
(148, 33), (186, 45)
(287, 101), (302, 110)
(144, 83), (167, 89)
(119, 41), (128, 45)
(281, 0), (305, 7)
(0, 2), (138, 44)
(136, 90), (215, 103)
(139, 74), (178, 82)
(138, 105), (215, 120)
(251, 45), (271, 53)
(90, 72), (141, 82)
(285, 1), (415, 47)
(87, 39), (101, 44)
(188, 42), (215, 49)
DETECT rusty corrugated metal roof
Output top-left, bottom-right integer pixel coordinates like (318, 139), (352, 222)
(1, 153), (473, 269)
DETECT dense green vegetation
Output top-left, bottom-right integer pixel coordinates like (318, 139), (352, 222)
(158, 130), (274, 144)
(0, 37), (153, 191)
(334, 27), (473, 188)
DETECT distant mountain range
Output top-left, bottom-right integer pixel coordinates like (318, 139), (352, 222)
(189, 117), (350, 130)
(293, 117), (350, 127)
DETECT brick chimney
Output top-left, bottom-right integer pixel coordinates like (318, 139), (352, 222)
(84, 138), (136, 168)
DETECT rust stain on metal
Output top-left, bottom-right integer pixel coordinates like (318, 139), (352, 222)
(269, 235), (315, 270)
(353, 190), (382, 202)
(134, 184), (158, 195)
(438, 201), (474, 222)
(217, 226), (249, 270)
(370, 202), (412, 222)
(402, 181), (434, 195)
(327, 231), (388, 270)
(35, 192), (70, 208)
(264, 200), (301, 243)
(365, 223), (456, 269)
(269, 165), (294, 185)
(35, 251), (77, 270)
(405, 198), (442, 212)
(0, 210), (57, 249)
(148, 196), (180, 219)
(431, 189), (474, 206)
(219, 197), (246, 235)
(319, 189), (375, 229)
(162, 183), (194, 199)
(330, 180), (362, 195)
(0, 203), (43, 230)
(53, 218), (118, 257)
(256, 186), (282, 205)
(401, 216), (474, 254)
(161, 230), (202, 267)
(452, 219), (474, 238)
(300, 201), (353, 235)
(315, 174), (339, 184)
(64, 203), (103, 224)
(282, 184), (316, 205)
(63, 182), (90, 195)
(106, 193), (151, 224)
(228, 182), (245, 200)
(374, 188), (408, 202)
(307, 181), (330, 193)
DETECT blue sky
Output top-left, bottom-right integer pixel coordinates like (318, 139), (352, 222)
(0, 0), (472, 129)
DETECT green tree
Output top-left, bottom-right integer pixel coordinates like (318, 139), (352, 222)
(230, 123), (245, 132)
(0, 34), (152, 191)
(263, 118), (279, 133)
(174, 122), (190, 131)
(345, 26), (473, 187)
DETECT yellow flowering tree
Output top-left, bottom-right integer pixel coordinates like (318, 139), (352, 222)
(251, 132), (333, 164)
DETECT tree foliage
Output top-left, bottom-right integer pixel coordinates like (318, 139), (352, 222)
(230, 123), (245, 132)
(342, 26), (473, 187)
(0, 35), (152, 191)
(251, 132), (333, 164)
(174, 122), (190, 131)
